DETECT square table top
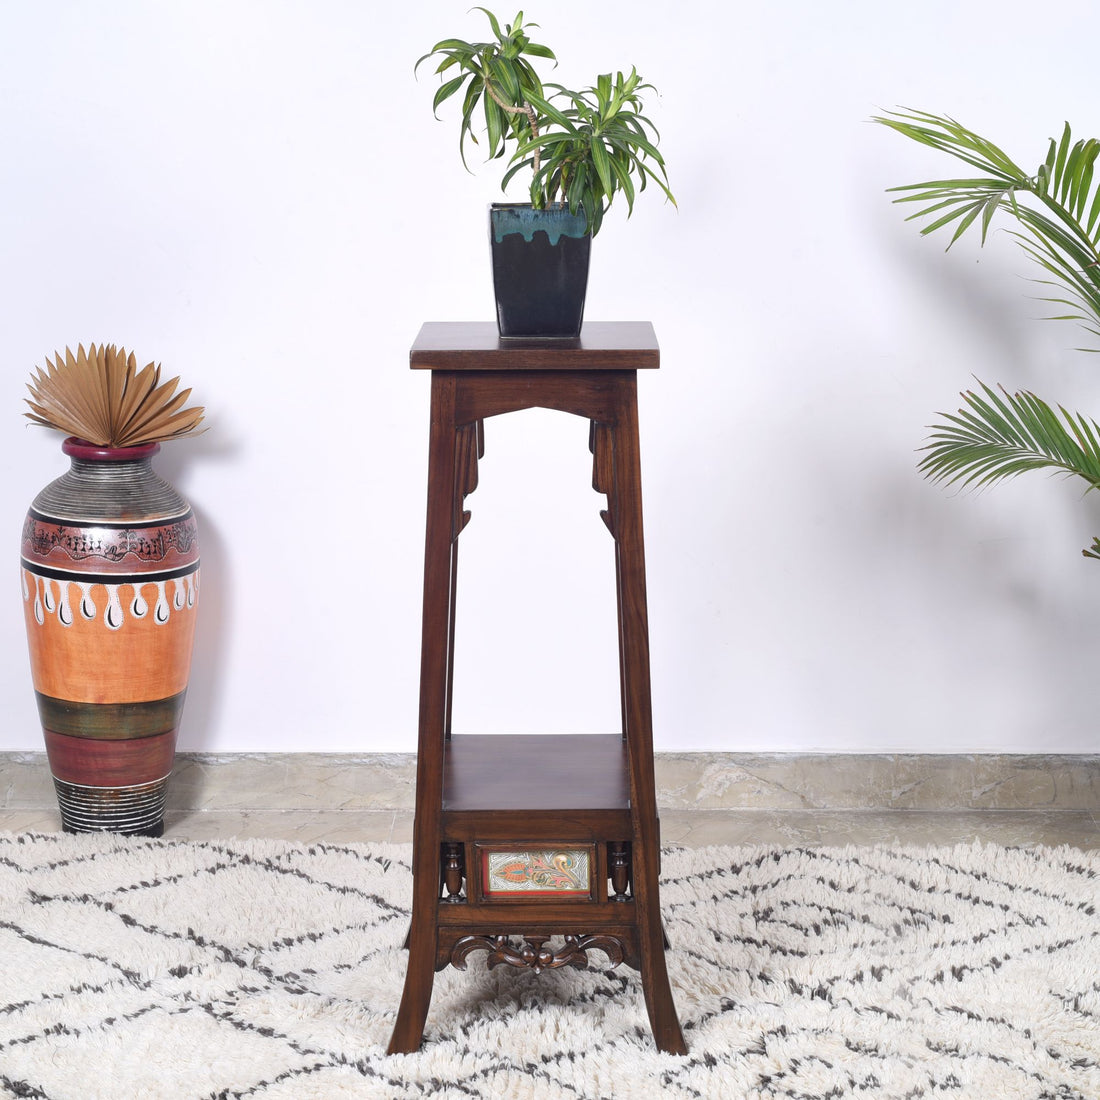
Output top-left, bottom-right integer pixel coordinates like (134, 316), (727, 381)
(410, 321), (659, 371)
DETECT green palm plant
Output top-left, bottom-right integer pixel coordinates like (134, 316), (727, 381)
(418, 9), (674, 235)
(920, 382), (1100, 559)
(874, 108), (1100, 558)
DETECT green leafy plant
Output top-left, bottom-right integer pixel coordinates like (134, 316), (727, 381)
(875, 108), (1100, 558)
(416, 9), (553, 170)
(417, 8), (674, 236)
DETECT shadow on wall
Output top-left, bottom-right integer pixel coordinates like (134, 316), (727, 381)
(875, 206), (1060, 388)
(155, 432), (235, 755)
(814, 418), (1100, 740)
(643, 262), (1100, 752)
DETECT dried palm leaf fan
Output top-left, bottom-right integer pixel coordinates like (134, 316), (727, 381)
(25, 343), (205, 448)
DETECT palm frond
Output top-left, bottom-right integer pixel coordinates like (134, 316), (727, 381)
(873, 109), (1100, 346)
(25, 344), (204, 448)
(920, 379), (1100, 488)
(920, 380), (1100, 556)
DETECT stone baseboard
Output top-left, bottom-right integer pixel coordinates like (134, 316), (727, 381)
(2, 751), (1098, 813)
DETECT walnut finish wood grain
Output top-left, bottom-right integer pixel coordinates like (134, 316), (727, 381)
(387, 323), (685, 1056)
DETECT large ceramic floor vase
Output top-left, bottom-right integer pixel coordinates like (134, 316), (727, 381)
(20, 437), (199, 836)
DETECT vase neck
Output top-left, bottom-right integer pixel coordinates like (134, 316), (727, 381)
(33, 438), (186, 522)
(62, 437), (161, 463)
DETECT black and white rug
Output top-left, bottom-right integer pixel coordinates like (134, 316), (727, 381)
(1, 833), (1098, 1099)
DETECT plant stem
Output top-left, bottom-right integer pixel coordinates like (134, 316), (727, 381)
(482, 79), (541, 175)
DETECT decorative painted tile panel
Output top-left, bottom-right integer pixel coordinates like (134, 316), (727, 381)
(481, 848), (592, 899)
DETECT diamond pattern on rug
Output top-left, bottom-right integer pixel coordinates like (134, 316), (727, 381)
(2, 1003), (325, 1100)
(2, 833), (1099, 1099)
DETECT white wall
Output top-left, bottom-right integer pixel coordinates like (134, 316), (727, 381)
(2, 0), (1099, 755)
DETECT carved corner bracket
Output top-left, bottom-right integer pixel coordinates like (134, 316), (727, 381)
(451, 933), (626, 975)
(589, 420), (616, 538)
(453, 419), (485, 540)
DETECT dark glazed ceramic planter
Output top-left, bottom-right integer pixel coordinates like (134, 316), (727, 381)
(490, 203), (591, 338)
(20, 437), (199, 836)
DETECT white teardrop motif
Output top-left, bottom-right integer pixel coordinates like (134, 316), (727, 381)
(57, 581), (73, 627)
(131, 583), (148, 619)
(104, 585), (124, 630)
(154, 581), (170, 624)
(79, 583), (97, 621)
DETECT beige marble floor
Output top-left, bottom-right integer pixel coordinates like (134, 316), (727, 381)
(2, 751), (1099, 849)
(0, 806), (1097, 850)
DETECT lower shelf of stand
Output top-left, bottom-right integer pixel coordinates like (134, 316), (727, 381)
(441, 733), (632, 843)
(442, 733), (630, 811)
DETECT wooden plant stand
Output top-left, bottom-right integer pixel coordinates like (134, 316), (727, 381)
(388, 322), (686, 1055)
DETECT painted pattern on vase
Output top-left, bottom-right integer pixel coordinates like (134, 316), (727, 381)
(21, 437), (199, 836)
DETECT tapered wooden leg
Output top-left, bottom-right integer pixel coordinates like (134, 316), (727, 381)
(444, 419), (480, 741)
(388, 374), (460, 1054)
(590, 419), (629, 739)
(387, 904), (438, 1053)
(444, 539), (459, 741)
(610, 383), (687, 1055)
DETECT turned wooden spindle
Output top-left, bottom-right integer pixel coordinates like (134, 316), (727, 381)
(442, 843), (465, 903)
(610, 841), (631, 902)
